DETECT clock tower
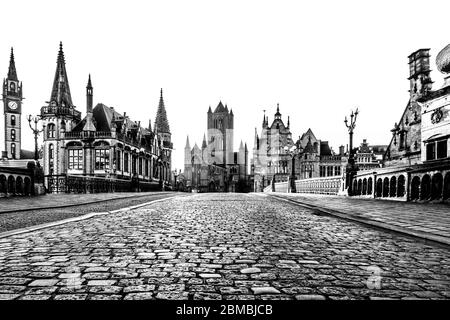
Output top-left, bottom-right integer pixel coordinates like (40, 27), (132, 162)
(2, 48), (23, 159)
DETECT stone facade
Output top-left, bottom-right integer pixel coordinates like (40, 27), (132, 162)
(40, 43), (172, 192)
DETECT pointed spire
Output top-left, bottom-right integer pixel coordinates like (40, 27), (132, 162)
(202, 133), (207, 149)
(245, 142), (248, 152)
(239, 140), (244, 149)
(87, 73), (92, 89)
(185, 135), (191, 149)
(50, 41), (73, 106)
(7, 47), (18, 81)
(208, 105), (212, 113)
(148, 119), (152, 131)
(154, 88), (171, 133)
(287, 116), (290, 128)
(230, 108), (233, 115)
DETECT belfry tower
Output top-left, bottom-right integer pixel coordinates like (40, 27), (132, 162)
(2, 48), (23, 159)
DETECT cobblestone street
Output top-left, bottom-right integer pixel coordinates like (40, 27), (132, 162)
(0, 193), (449, 300)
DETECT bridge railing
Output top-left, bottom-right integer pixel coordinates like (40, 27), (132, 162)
(44, 174), (161, 194)
(295, 176), (342, 195)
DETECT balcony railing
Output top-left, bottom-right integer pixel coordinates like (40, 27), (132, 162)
(41, 106), (81, 121)
(64, 131), (113, 140)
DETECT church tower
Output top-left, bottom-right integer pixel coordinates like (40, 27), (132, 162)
(154, 89), (172, 182)
(207, 101), (234, 166)
(41, 42), (80, 176)
(2, 48), (23, 159)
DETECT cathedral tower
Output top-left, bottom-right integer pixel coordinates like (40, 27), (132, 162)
(2, 48), (23, 159)
(207, 101), (234, 166)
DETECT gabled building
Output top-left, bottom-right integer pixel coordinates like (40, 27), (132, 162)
(41, 43), (172, 192)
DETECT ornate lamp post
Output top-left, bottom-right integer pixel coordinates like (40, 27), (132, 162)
(284, 145), (297, 193)
(27, 115), (44, 161)
(344, 108), (359, 195)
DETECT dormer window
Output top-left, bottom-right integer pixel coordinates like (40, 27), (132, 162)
(9, 82), (15, 92)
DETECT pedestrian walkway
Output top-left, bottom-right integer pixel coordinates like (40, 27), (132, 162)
(0, 192), (171, 213)
(267, 193), (450, 246)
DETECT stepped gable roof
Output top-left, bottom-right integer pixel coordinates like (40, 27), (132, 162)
(358, 140), (372, 153)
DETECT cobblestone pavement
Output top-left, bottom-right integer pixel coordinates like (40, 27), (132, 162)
(0, 193), (449, 300)
(0, 192), (177, 232)
(269, 192), (450, 244)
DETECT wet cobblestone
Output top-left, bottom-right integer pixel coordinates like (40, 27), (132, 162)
(0, 193), (449, 300)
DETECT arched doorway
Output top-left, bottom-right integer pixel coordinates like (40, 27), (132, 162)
(367, 177), (373, 195)
(444, 172), (450, 200)
(383, 177), (389, 197)
(16, 176), (24, 195)
(352, 179), (357, 195)
(357, 179), (362, 195)
(389, 176), (397, 197)
(397, 175), (406, 197)
(362, 178), (367, 195)
(376, 178), (382, 197)
(431, 173), (443, 200)
(7, 176), (15, 194)
(24, 177), (32, 196)
(0, 175), (6, 194)
(208, 181), (216, 192)
(411, 176), (420, 200)
(420, 174), (431, 200)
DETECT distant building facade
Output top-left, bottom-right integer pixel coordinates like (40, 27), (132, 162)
(352, 44), (450, 201)
(252, 104), (347, 192)
(40, 43), (172, 192)
(180, 102), (249, 192)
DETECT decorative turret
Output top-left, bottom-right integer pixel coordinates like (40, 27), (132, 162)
(83, 74), (96, 132)
(50, 42), (73, 107)
(154, 88), (170, 134)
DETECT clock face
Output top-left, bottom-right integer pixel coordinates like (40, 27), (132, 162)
(8, 101), (18, 110)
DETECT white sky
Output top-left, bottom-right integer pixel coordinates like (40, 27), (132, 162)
(1, 0), (449, 171)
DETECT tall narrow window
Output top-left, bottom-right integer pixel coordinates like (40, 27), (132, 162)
(116, 151), (121, 171)
(95, 149), (110, 170)
(124, 153), (129, 172)
(68, 149), (83, 170)
(11, 143), (16, 159)
(47, 123), (56, 138)
(426, 143), (436, 161)
(49, 144), (54, 160)
(139, 158), (143, 175)
(437, 140), (448, 159)
(11, 129), (15, 141)
(11, 115), (16, 126)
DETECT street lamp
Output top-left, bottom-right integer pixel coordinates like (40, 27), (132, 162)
(284, 145), (297, 193)
(344, 108), (359, 195)
(27, 115), (44, 161)
(172, 168), (180, 191)
(157, 158), (163, 191)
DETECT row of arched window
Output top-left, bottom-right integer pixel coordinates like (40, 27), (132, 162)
(0, 175), (32, 196)
(352, 172), (450, 201)
(410, 172), (450, 201)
